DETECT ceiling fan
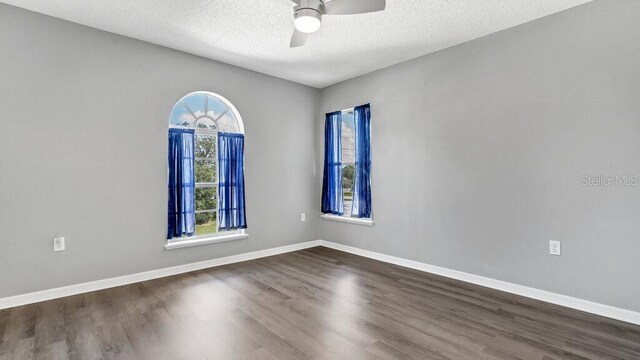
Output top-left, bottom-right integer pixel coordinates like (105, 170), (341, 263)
(288, 0), (386, 47)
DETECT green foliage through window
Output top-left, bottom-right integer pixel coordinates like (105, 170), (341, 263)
(195, 134), (217, 234)
(342, 164), (355, 191)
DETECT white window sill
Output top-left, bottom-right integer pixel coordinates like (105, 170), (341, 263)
(164, 232), (249, 250)
(321, 214), (374, 226)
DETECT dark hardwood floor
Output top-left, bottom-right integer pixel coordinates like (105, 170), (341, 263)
(1, 246), (639, 360)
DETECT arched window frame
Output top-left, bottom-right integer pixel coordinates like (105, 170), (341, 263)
(169, 91), (245, 134)
(166, 91), (248, 249)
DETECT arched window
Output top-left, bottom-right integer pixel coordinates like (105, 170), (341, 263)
(169, 92), (244, 133)
(167, 92), (246, 245)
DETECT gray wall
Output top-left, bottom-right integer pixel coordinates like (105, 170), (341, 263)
(0, 4), (320, 298)
(1, 0), (638, 314)
(318, 0), (640, 312)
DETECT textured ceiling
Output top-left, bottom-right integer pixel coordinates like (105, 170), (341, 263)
(3, 0), (592, 88)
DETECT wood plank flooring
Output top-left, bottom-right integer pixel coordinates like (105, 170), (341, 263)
(1, 246), (639, 359)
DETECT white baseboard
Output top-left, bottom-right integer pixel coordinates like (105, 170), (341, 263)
(317, 240), (640, 326)
(0, 240), (322, 310)
(3, 239), (639, 326)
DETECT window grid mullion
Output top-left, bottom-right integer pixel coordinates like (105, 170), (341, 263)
(195, 210), (217, 214)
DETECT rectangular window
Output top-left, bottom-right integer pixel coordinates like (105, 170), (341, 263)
(321, 104), (372, 221)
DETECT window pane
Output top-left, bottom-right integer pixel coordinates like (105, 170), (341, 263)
(195, 160), (216, 183)
(341, 111), (355, 164)
(196, 212), (217, 235)
(182, 94), (205, 114)
(195, 134), (216, 159)
(341, 111), (356, 217)
(196, 117), (217, 130)
(196, 187), (217, 212)
(207, 96), (229, 119)
(169, 102), (195, 127)
(195, 187), (218, 235)
(217, 111), (240, 133)
(342, 164), (355, 217)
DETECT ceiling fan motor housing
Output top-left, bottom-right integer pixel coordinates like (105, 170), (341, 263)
(295, 0), (325, 13)
(295, 8), (322, 21)
(295, 1), (323, 19)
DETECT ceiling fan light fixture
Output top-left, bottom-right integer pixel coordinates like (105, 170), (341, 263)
(294, 8), (322, 33)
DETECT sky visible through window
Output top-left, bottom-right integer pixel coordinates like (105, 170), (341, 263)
(169, 93), (240, 133)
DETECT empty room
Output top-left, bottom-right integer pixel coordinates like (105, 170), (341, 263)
(1, 0), (639, 359)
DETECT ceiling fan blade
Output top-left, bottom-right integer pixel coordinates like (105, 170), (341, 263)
(323, 0), (385, 15)
(290, 29), (308, 47)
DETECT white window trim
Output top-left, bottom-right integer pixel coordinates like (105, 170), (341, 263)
(321, 214), (374, 226)
(165, 231), (249, 250)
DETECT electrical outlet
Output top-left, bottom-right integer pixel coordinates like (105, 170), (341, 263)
(54, 237), (65, 252)
(301, 213), (306, 222)
(549, 240), (561, 256)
